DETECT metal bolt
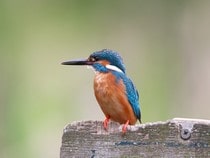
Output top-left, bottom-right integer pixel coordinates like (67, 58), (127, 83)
(180, 128), (191, 140)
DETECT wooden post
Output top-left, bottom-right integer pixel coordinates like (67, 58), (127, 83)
(60, 118), (210, 157)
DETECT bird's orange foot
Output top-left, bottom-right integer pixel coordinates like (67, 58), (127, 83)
(122, 120), (130, 134)
(103, 117), (110, 130)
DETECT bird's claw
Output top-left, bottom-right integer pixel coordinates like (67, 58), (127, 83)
(103, 117), (110, 130)
(122, 120), (130, 134)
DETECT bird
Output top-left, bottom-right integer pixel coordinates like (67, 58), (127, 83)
(62, 49), (141, 133)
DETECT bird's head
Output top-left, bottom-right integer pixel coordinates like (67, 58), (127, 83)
(62, 49), (126, 73)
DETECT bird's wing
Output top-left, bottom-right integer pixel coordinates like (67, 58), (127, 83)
(124, 77), (141, 123)
(113, 71), (141, 122)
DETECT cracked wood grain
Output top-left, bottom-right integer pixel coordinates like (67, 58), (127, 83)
(60, 118), (210, 158)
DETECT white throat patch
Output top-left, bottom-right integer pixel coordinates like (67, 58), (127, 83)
(106, 64), (123, 73)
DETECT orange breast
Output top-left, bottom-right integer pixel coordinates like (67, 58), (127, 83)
(94, 72), (137, 125)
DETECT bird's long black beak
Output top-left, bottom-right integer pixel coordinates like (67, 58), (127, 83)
(61, 59), (93, 66)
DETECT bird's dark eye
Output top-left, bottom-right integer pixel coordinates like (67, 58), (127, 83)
(88, 57), (97, 62)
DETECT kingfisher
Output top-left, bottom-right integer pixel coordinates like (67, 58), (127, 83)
(62, 49), (141, 133)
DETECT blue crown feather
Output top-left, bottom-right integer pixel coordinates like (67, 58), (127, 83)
(90, 49), (126, 73)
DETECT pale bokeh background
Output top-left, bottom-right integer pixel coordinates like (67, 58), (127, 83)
(1, 1), (210, 158)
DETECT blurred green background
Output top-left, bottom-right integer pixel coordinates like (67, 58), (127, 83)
(1, 0), (210, 158)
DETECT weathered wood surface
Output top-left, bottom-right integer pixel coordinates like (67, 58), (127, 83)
(60, 118), (210, 158)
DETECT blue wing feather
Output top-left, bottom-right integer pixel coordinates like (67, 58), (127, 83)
(112, 71), (141, 123)
(124, 77), (141, 122)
